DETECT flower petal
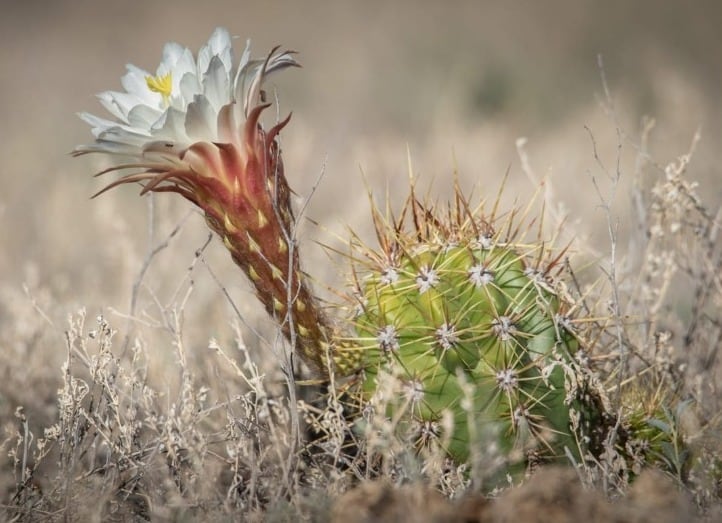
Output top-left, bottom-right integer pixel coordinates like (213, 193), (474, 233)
(198, 27), (232, 76)
(185, 94), (217, 142)
(79, 112), (128, 137)
(73, 140), (142, 156)
(152, 107), (191, 144)
(158, 42), (185, 72)
(98, 126), (152, 143)
(178, 71), (202, 107)
(97, 91), (130, 122)
(76, 28), (299, 165)
(126, 104), (163, 129)
(121, 65), (159, 106)
(170, 48), (197, 97)
(203, 55), (230, 112)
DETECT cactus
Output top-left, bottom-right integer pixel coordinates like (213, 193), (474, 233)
(74, 28), (690, 482)
(334, 184), (598, 468)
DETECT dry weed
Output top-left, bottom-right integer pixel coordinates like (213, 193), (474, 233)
(2, 71), (721, 523)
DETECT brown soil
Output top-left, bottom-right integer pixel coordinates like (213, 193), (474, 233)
(331, 466), (709, 523)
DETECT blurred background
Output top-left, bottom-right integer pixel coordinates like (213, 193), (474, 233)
(0, 0), (720, 417)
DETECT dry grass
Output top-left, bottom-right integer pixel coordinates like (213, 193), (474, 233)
(1, 1), (721, 520)
(3, 110), (720, 521)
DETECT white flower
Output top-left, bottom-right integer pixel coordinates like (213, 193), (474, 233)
(73, 27), (300, 241)
(74, 29), (341, 376)
(74, 27), (298, 163)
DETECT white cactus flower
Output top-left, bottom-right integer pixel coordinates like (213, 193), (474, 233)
(74, 27), (299, 198)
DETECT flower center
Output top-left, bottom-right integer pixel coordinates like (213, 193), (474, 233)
(145, 72), (173, 106)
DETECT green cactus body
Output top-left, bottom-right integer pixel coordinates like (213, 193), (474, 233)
(620, 387), (690, 477)
(344, 202), (587, 468)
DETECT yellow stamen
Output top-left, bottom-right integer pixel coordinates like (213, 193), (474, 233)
(146, 72), (173, 106)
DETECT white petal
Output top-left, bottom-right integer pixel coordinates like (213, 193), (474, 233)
(74, 141), (142, 156)
(185, 95), (217, 141)
(121, 64), (162, 108)
(97, 91), (130, 122)
(99, 91), (158, 124)
(211, 27), (233, 64)
(171, 48), (197, 93)
(79, 112), (123, 136)
(198, 27), (232, 75)
(126, 104), (163, 130)
(153, 43), (198, 109)
(232, 39), (252, 98)
(203, 55), (230, 112)
(142, 140), (186, 160)
(237, 51), (298, 116)
(160, 42), (185, 70)
(244, 60), (268, 114)
(236, 39), (252, 78)
(151, 107), (191, 144)
(97, 126), (152, 147)
(232, 40), (252, 123)
(178, 71), (202, 107)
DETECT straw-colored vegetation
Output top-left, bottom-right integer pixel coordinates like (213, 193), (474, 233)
(1, 1), (720, 521)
